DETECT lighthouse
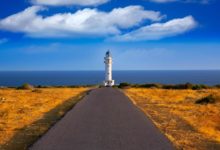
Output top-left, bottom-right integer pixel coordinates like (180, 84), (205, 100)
(104, 51), (115, 87)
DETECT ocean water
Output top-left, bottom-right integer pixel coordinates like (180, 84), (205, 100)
(0, 71), (219, 87)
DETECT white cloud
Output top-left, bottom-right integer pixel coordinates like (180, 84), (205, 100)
(112, 16), (197, 41)
(0, 38), (8, 44)
(31, 0), (109, 6)
(148, 0), (209, 4)
(0, 6), (198, 41)
(0, 6), (162, 38)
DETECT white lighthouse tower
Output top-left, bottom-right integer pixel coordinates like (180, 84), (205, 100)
(104, 51), (115, 87)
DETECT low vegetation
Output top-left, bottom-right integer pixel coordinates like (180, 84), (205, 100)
(0, 87), (89, 150)
(17, 83), (34, 90)
(125, 88), (220, 150)
(195, 95), (217, 104)
(118, 82), (131, 88)
(118, 82), (220, 90)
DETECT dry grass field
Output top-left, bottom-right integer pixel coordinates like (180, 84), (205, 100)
(125, 88), (220, 150)
(0, 87), (89, 150)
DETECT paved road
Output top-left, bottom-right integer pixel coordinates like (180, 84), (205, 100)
(30, 88), (174, 150)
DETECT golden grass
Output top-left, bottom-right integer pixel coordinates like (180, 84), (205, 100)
(0, 87), (89, 150)
(125, 88), (220, 150)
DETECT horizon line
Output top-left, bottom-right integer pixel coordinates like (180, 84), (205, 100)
(0, 69), (220, 72)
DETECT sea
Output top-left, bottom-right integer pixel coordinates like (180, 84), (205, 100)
(0, 70), (220, 87)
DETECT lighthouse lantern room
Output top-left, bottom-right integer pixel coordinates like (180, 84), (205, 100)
(104, 51), (115, 87)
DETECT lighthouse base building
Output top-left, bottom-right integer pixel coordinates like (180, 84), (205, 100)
(104, 51), (115, 87)
(104, 80), (115, 87)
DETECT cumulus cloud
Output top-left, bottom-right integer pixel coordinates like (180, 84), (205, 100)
(112, 16), (197, 41)
(0, 6), (162, 38)
(0, 6), (198, 41)
(148, 0), (209, 4)
(31, 0), (109, 6)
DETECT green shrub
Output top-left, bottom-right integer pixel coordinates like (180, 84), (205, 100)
(99, 85), (105, 88)
(36, 85), (43, 88)
(171, 83), (193, 89)
(215, 84), (220, 88)
(140, 83), (163, 89)
(32, 89), (42, 93)
(185, 83), (194, 89)
(195, 95), (216, 104)
(162, 84), (175, 89)
(161, 83), (209, 90)
(192, 85), (202, 90)
(118, 82), (131, 89)
(192, 84), (209, 90)
(112, 85), (118, 88)
(17, 83), (34, 90)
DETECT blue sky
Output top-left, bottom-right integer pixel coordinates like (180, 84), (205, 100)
(0, 0), (219, 70)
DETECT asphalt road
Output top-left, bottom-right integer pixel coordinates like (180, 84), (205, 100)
(30, 87), (174, 150)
